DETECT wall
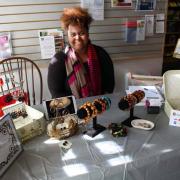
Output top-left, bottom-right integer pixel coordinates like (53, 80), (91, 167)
(0, 0), (167, 99)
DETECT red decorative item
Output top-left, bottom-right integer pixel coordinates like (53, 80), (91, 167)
(0, 78), (4, 87)
(0, 90), (29, 118)
(0, 93), (16, 117)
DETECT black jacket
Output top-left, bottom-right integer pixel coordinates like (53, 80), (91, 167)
(47, 45), (115, 98)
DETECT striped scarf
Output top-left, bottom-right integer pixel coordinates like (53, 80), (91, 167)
(65, 44), (101, 98)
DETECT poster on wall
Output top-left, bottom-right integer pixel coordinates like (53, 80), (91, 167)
(0, 114), (23, 176)
(125, 21), (137, 43)
(111, 0), (132, 7)
(145, 15), (154, 36)
(136, 20), (145, 41)
(136, 0), (156, 11)
(155, 13), (165, 34)
(38, 29), (64, 59)
(0, 32), (12, 60)
(81, 0), (104, 20)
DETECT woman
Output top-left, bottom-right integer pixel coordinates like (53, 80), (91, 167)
(48, 7), (114, 98)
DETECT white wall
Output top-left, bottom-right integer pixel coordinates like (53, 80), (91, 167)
(0, 0), (167, 100)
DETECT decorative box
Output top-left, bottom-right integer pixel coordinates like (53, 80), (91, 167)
(2, 102), (46, 143)
(163, 70), (180, 126)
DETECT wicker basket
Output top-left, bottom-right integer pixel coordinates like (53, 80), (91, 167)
(47, 114), (78, 139)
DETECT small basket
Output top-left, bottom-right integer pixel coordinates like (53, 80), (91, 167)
(47, 114), (78, 139)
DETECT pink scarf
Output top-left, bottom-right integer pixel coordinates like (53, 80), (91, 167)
(65, 44), (101, 98)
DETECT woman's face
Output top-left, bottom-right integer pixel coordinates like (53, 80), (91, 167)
(67, 24), (89, 53)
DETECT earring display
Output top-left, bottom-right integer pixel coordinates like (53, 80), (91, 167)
(2, 102), (45, 143)
(43, 96), (77, 121)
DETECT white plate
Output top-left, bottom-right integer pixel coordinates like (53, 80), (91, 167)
(131, 119), (154, 130)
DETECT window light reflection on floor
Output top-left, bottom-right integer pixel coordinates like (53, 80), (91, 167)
(108, 155), (133, 167)
(83, 133), (104, 141)
(95, 141), (123, 155)
(161, 148), (173, 153)
(143, 143), (156, 148)
(44, 138), (60, 144)
(62, 149), (77, 161)
(63, 164), (88, 177)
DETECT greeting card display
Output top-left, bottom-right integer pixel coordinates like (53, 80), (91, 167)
(0, 114), (23, 176)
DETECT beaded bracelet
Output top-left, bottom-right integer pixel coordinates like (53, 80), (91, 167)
(84, 102), (98, 118)
(132, 90), (145, 103)
(102, 96), (111, 110)
(93, 99), (106, 113)
(123, 94), (137, 109)
(79, 104), (91, 124)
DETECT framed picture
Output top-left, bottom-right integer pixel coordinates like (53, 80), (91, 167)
(0, 114), (23, 177)
(136, 0), (156, 11)
(111, 0), (132, 7)
(43, 96), (77, 120)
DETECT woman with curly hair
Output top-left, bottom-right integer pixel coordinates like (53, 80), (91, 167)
(48, 6), (114, 98)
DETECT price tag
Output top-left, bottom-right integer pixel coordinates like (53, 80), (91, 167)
(169, 110), (180, 127)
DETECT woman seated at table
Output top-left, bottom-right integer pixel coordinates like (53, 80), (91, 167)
(48, 6), (115, 98)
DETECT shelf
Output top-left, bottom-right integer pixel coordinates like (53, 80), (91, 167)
(166, 32), (180, 34)
(165, 44), (176, 47)
(167, 19), (180, 22)
(163, 0), (180, 73)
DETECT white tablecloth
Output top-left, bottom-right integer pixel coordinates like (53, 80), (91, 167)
(2, 93), (180, 180)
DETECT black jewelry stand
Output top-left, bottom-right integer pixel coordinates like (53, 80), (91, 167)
(122, 108), (139, 127)
(85, 117), (106, 137)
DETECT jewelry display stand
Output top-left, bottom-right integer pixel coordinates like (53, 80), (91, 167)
(84, 117), (106, 137)
(122, 107), (140, 127)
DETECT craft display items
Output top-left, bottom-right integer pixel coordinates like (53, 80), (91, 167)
(118, 90), (145, 110)
(0, 72), (28, 117)
(118, 90), (145, 127)
(59, 140), (72, 150)
(77, 96), (111, 137)
(49, 97), (71, 111)
(77, 96), (111, 124)
(48, 97), (72, 117)
(2, 103), (45, 143)
(47, 114), (78, 139)
(108, 123), (127, 137)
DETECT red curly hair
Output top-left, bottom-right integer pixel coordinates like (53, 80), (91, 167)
(60, 7), (93, 31)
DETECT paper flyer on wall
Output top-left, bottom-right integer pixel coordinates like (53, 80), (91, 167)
(155, 13), (165, 34)
(0, 32), (12, 60)
(136, 0), (156, 11)
(125, 21), (137, 43)
(81, 0), (104, 20)
(145, 15), (154, 36)
(136, 20), (145, 41)
(38, 29), (64, 59)
(111, 0), (132, 7)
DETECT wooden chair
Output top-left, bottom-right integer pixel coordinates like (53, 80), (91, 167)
(0, 57), (43, 105)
